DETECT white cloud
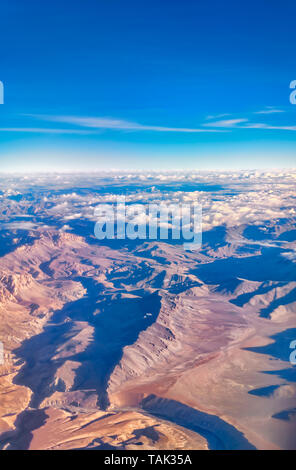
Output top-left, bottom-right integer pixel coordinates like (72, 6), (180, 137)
(254, 107), (285, 114)
(205, 113), (231, 120)
(203, 119), (248, 128)
(0, 127), (96, 134)
(1, 171), (295, 236)
(203, 118), (296, 132)
(28, 115), (225, 133)
(244, 123), (296, 131)
(282, 250), (296, 262)
(15, 113), (296, 135)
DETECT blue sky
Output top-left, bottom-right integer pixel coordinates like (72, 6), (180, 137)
(0, 0), (295, 171)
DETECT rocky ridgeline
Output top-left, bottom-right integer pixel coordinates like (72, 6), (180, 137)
(0, 273), (33, 302)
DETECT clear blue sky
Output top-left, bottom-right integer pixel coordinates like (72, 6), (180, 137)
(0, 0), (295, 171)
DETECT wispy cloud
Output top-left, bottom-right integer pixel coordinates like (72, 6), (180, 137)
(27, 115), (226, 133)
(203, 118), (296, 131)
(13, 114), (296, 135)
(254, 107), (285, 114)
(203, 119), (248, 128)
(244, 123), (296, 131)
(0, 127), (97, 134)
(205, 113), (231, 120)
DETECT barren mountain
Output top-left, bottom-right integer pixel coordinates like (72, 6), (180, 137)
(0, 172), (295, 450)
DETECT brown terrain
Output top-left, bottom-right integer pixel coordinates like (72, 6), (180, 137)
(0, 222), (295, 450)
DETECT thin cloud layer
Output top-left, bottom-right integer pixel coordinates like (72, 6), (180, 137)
(254, 108), (285, 114)
(204, 118), (296, 131)
(203, 119), (248, 128)
(21, 113), (296, 134)
(28, 115), (223, 133)
(0, 127), (97, 134)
